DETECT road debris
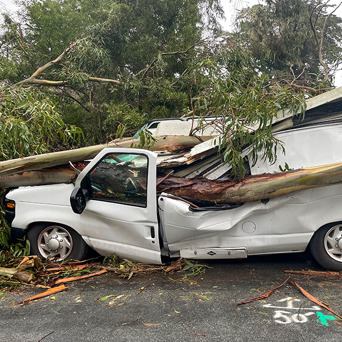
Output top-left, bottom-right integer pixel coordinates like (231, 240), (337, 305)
(0, 266), (32, 283)
(0, 255), (208, 305)
(37, 331), (54, 342)
(53, 269), (108, 285)
(290, 279), (342, 319)
(19, 285), (67, 305)
(0, 255), (37, 283)
(121, 317), (142, 326)
(237, 276), (291, 305)
(138, 285), (151, 294)
(284, 270), (341, 277)
(96, 293), (131, 306)
(237, 276), (342, 320)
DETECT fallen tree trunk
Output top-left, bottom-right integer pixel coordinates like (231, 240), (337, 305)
(3, 159), (342, 204)
(0, 135), (208, 177)
(3, 136), (342, 205)
(158, 161), (342, 204)
(0, 166), (77, 188)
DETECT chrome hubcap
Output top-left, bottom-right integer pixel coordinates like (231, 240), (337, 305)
(324, 224), (342, 262)
(47, 238), (60, 250)
(38, 226), (73, 261)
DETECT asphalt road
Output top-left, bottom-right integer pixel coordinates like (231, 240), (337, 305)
(1, 253), (342, 342)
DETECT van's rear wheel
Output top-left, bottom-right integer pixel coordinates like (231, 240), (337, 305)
(27, 223), (89, 261)
(310, 223), (342, 271)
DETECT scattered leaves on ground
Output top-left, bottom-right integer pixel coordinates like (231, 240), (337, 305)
(0, 254), (209, 305)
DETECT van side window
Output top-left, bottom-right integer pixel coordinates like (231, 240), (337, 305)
(87, 153), (148, 207)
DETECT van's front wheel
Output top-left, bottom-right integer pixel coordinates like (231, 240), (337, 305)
(27, 223), (89, 261)
(310, 223), (342, 271)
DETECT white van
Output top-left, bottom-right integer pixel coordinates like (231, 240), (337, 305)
(5, 122), (342, 271)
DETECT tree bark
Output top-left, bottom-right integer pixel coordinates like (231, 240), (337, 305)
(0, 267), (33, 282)
(158, 161), (342, 204)
(2, 157), (342, 205)
(3, 138), (342, 205)
(0, 135), (208, 177)
(0, 166), (77, 188)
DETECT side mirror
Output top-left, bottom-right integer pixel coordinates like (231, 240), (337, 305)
(70, 187), (89, 214)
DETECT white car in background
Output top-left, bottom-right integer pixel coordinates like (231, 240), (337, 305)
(133, 117), (218, 138)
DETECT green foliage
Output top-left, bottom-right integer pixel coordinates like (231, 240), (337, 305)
(191, 45), (306, 179)
(235, 0), (342, 85)
(0, 85), (84, 251)
(180, 259), (210, 277)
(140, 79), (190, 120)
(102, 254), (121, 266)
(0, 0), (107, 80)
(0, 0), (329, 182)
(91, 0), (222, 75)
(0, 0), (223, 143)
(103, 104), (143, 132)
(0, 194), (30, 261)
(0, 211), (10, 250)
(136, 129), (156, 150)
(0, 85), (84, 160)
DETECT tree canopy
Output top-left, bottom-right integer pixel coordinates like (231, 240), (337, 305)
(1, 0), (225, 143)
(235, 0), (342, 87)
(0, 0), (341, 174)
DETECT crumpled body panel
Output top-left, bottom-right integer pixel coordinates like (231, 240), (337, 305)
(159, 183), (342, 256)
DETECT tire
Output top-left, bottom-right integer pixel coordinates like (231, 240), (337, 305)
(310, 223), (342, 271)
(27, 223), (89, 262)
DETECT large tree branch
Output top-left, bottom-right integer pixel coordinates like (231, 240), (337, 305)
(16, 42), (77, 86)
(15, 42), (122, 87)
(19, 79), (69, 86)
(32, 42), (77, 78)
(17, 77), (123, 87)
(14, 40), (202, 90)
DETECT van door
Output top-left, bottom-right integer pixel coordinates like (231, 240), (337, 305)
(75, 148), (161, 264)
